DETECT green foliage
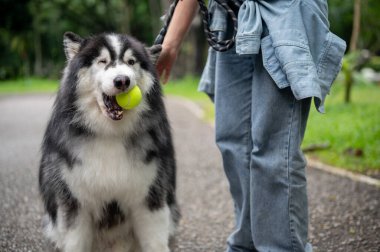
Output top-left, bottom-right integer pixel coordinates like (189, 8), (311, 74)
(0, 0), (161, 80)
(2, 0), (380, 80)
(360, 0), (380, 52)
(328, 0), (380, 52)
(328, 0), (354, 45)
(364, 56), (380, 72)
(0, 0), (34, 78)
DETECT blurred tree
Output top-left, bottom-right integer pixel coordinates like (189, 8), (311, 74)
(0, 0), (34, 78)
(0, 0), (159, 79)
(328, 0), (354, 48)
(329, 0), (380, 53)
(349, 0), (361, 52)
(1, 0), (379, 80)
(343, 0), (361, 104)
(360, 0), (380, 53)
(329, 0), (379, 104)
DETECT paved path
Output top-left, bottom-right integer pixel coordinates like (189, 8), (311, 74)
(0, 95), (379, 252)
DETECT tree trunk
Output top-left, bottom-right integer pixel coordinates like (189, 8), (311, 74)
(350, 0), (361, 52)
(344, 68), (353, 103)
(345, 0), (361, 104)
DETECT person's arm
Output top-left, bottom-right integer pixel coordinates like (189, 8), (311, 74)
(156, 0), (199, 83)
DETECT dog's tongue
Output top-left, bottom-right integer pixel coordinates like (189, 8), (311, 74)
(103, 94), (123, 120)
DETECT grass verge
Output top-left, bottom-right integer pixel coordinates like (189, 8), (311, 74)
(0, 78), (58, 93)
(303, 82), (380, 175)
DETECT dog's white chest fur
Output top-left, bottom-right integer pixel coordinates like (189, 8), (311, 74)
(63, 136), (156, 210)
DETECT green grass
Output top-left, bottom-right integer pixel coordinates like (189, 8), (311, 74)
(303, 82), (380, 174)
(0, 78), (58, 93)
(1, 76), (379, 174)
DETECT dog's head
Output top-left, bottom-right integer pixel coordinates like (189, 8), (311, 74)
(62, 32), (161, 122)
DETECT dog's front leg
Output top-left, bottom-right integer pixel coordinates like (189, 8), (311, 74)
(61, 210), (93, 252)
(132, 204), (171, 252)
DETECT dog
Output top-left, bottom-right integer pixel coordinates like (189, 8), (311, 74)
(39, 32), (179, 252)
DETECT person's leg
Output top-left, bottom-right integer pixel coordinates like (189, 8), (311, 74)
(249, 53), (312, 252)
(214, 49), (256, 252)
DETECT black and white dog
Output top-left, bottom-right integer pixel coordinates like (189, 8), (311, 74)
(39, 32), (179, 252)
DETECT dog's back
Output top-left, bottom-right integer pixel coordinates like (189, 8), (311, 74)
(39, 32), (179, 252)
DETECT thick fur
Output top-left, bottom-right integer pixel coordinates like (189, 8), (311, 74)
(39, 32), (179, 252)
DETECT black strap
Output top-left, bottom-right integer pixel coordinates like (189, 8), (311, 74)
(154, 0), (242, 52)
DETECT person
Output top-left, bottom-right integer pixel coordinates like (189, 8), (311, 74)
(156, 0), (346, 251)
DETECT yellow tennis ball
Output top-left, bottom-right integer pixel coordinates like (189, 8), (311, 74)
(116, 85), (142, 110)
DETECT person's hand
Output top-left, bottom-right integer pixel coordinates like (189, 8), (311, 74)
(156, 44), (179, 84)
(155, 0), (198, 83)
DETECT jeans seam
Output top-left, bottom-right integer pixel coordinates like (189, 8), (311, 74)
(286, 97), (298, 252)
(245, 61), (255, 170)
(244, 99), (252, 169)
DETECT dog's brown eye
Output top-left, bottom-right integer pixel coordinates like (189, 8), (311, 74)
(98, 59), (107, 64)
(127, 59), (135, 66)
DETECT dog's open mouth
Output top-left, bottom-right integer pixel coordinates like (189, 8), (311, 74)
(102, 93), (123, 120)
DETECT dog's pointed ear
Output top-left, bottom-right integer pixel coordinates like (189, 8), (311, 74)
(63, 32), (83, 60)
(146, 44), (162, 65)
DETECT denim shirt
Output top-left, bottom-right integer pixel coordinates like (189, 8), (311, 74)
(199, 0), (347, 113)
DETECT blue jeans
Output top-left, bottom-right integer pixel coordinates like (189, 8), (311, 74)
(213, 49), (312, 252)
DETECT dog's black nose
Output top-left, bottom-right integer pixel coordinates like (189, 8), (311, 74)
(113, 75), (130, 90)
